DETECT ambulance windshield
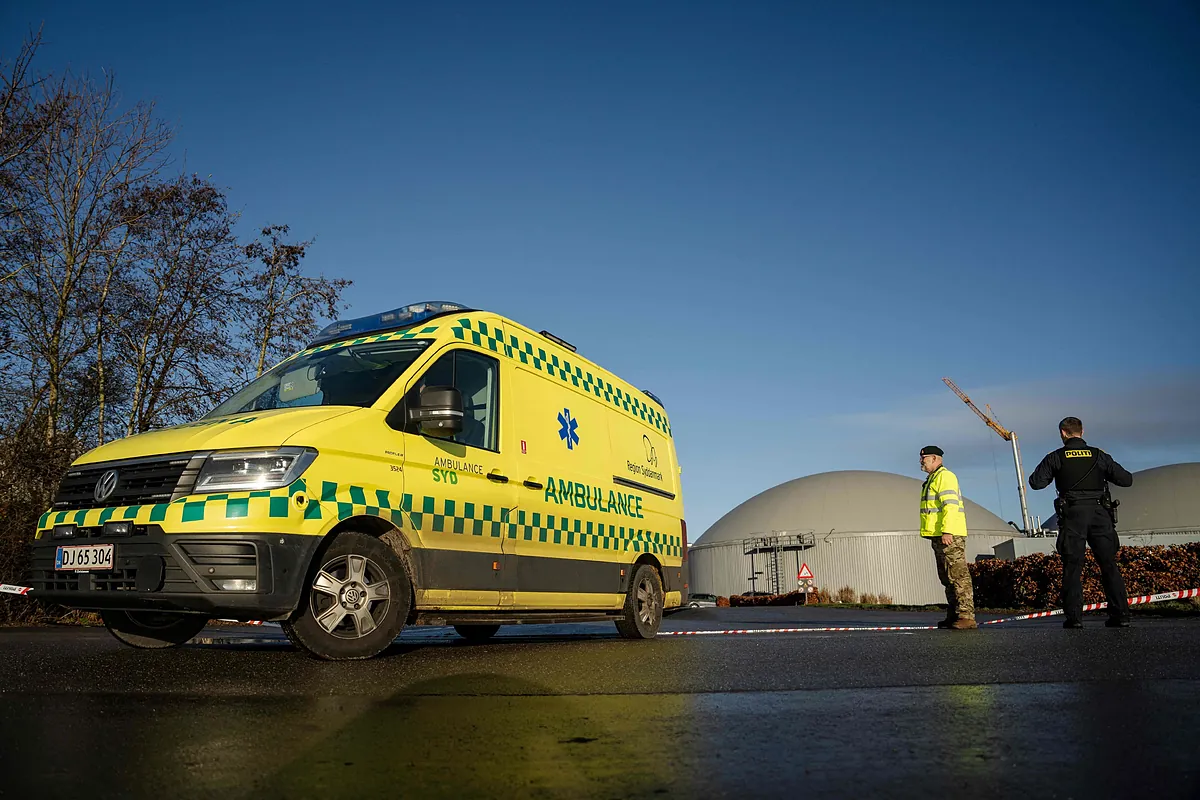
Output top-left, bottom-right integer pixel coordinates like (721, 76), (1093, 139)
(204, 339), (431, 418)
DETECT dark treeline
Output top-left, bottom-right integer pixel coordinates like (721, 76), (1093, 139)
(0, 30), (351, 622)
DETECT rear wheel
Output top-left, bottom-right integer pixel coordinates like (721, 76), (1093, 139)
(453, 624), (501, 641)
(101, 610), (209, 649)
(615, 563), (663, 639)
(281, 531), (410, 661)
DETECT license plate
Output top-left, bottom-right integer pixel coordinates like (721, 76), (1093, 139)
(55, 543), (115, 572)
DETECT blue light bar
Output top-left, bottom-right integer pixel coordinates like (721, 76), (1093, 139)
(308, 301), (472, 347)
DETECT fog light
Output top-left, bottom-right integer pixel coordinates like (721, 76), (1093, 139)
(103, 521), (134, 537)
(52, 524), (77, 539)
(214, 579), (257, 591)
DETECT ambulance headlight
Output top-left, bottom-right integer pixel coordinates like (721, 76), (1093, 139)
(194, 447), (317, 493)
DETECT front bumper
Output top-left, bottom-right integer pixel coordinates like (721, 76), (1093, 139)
(25, 528), (322, 620)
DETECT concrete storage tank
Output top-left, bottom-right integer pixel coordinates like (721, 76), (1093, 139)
(689, 470), (1016, 604)
(1006, 463), (1200, 559)
(1109, 463), (1200, 534)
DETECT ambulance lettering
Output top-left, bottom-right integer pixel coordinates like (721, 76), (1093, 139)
(543, 476), (644, 519)
(433, 456), (484, 475)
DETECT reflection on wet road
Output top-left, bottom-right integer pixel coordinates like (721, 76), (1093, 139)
(2, 609), (1198, 798)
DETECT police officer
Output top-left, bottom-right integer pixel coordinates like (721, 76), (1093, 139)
(919, 446), (976, 630)
(1029, 417), (1134, 629)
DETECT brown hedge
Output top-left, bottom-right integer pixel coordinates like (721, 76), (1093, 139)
(730, 590), (813, 607)
(970, 542), (1200, 610)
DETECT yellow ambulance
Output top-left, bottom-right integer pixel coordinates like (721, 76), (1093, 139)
(26, 302), (687, 659)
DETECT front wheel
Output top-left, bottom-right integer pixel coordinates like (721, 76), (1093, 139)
(281, 531), (411, 661)
(615, 564), (663, 639)
(101, 610), (209, 649)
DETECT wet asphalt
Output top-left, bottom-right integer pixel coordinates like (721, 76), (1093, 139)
(2, 607), (1198, 799)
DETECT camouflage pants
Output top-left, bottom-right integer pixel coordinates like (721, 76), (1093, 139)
(930, 536), (975, 619)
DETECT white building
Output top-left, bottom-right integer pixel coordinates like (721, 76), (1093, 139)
(690, 470), (1015, 604)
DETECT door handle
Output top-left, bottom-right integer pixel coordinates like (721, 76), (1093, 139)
(487, 471), (509, 484)
(523, 478), (544, 490)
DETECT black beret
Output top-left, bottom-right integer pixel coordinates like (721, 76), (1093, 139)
(920, 445), (944, 457)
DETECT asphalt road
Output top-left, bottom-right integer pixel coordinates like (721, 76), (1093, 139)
(2, 607), (1198, 799)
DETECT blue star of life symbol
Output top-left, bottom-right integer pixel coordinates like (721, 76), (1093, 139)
(557, 408), (580, 450)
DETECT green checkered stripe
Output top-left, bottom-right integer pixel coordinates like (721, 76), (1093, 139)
(37, 481), (307, 530)
(308, 480), (408, 525)
(279, 325), (442, 368)
(391, 493), (680, 557)
(38, 482), (682, 558)
(504, 508), (680, 556)
(450, 318), (672, 437)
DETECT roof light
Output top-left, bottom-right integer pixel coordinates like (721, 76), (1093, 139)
(539, 329), (576, 353)
(642, 389), (665, 408)
(308, 301), (472, 348)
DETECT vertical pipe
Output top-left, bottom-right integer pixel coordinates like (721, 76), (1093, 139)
(1011, 434), (1031, 534)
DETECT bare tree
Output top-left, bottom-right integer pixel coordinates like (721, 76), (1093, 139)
(241, 224), (350, 377)
(115, 175), (245, 434)
(0, 67), (172, 444)
(0, 27), (65, 285)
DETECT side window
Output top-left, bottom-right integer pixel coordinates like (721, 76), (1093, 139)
(397, 350), (499, 451)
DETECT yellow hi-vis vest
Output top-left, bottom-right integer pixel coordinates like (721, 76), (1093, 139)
(920, 466), (968, 537)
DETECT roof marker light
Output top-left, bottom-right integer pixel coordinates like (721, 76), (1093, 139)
(539, 329), (576, 352)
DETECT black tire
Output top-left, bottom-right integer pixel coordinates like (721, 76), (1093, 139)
(454, 624), (501, 641)
(689, 602), (700, 608)
(281, 531), (410, 661)
(615, 563), (663, 639)
(101, 610), (209, 649)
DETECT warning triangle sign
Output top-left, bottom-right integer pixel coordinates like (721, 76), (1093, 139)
(797, 563), (814, 580)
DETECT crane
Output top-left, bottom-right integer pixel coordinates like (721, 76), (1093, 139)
(942, 378), (1032, 535)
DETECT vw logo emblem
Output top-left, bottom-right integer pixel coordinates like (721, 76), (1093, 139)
(94, 470), (120, 503)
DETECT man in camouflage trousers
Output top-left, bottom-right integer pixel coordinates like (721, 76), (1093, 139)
(919, 445), (976, 630)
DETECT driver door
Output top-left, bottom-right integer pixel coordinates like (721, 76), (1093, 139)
(395, 348), (516, 609)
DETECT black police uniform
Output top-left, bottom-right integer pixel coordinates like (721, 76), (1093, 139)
(1029, 437), (1133, 626)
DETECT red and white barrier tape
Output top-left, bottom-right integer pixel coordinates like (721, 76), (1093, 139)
(658, 587), (1200, 637)
(979, 587), (1200, 625)
(0, 584), (33, 596)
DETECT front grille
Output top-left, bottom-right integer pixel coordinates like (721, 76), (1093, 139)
(52, 453), (205, 511)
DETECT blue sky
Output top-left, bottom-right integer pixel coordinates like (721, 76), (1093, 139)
(5, 1), (1198, 534)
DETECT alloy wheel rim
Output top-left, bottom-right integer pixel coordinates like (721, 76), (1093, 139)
(309, 553), (392, 639)
(636, 575), (659, 626)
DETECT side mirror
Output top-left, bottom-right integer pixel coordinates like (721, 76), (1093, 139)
(409, 385), (463, 437)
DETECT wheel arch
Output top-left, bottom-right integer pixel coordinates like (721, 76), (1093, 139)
(314, 514), (420, 623)
(631, 553), (664, 588)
